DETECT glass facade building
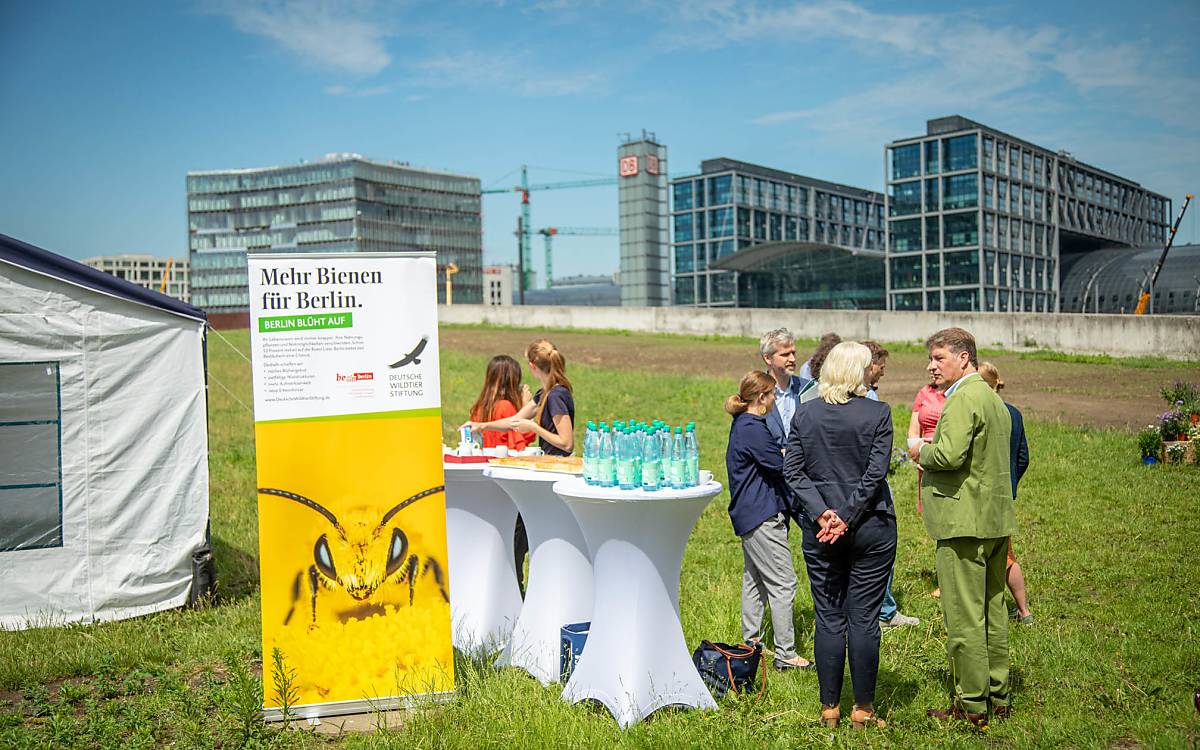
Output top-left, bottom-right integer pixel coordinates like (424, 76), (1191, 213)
(670, 158), (885, 307)
(187, 154), (481, 321)
(885, 116), (1172, 312)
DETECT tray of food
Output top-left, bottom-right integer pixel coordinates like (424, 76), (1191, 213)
(488, 455), (584, 474)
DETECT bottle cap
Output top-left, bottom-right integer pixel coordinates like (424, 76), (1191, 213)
(587, 420), (596, 430)
(686, 422), (695, 431)
(675, 427), (682, 434)
(599, 421), (607, 430)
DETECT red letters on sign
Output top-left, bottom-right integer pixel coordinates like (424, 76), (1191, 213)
(619, 156), (639, 177)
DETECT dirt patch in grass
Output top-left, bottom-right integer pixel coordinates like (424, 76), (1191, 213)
(440, 326), (1200, 430)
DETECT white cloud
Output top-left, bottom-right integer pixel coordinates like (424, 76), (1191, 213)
(413, 50), (606, 97)
(678, 1), (1200, 148)
(323, 83), (394, 97)
(206, 0), (392, 75)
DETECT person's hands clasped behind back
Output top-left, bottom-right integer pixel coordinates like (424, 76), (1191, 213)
(815, 509), (848, 544)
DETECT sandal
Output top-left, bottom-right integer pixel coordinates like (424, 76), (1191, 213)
(820, 704), (840, 728)
(851, 704), (886, 729)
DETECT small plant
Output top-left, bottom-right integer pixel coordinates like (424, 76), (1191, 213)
(1137, 426), (1163, 458)
(270, 647), (300, 728)
(1158, 408), (1190, 441)
(1160, 380), (1199, 409)
(888, 447), (910, 476)
(219, 652), (266, 746)
(1165, 442), (1186, 464)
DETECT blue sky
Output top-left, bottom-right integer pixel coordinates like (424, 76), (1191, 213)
(2, 0), (1198, 281)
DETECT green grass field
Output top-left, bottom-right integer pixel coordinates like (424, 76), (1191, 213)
(2, 326), (1199, 749)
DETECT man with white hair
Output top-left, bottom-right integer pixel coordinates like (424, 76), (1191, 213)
(759, 328), (809, 448)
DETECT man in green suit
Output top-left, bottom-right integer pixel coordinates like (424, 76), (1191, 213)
(907, 327), (1016, 728)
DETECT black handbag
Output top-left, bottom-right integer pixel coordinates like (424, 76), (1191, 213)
(691, 640), (766, 699)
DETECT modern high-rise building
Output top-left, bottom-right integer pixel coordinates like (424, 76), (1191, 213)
(187, 153), (482, 326)
(82, 254), (190, 302)
(671, 158), (887, 309)
(884, 116), (1172, 312)
(618, 133), (669, 306)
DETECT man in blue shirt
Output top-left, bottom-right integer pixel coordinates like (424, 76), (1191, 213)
(760, 328), (808, 446)
(863, 341), (920, 630)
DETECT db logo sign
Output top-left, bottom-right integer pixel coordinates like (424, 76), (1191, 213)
(646, 154), (660, 175)
(619, 155), (638, 177)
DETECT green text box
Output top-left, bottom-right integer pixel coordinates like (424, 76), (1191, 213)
(258, 312), (354, 333)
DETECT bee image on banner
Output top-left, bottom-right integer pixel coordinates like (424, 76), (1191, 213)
(255, 412), (454, 707)
(258, 485), (449, 626)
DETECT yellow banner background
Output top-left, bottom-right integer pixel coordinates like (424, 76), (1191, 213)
(256, 412), (453, 709)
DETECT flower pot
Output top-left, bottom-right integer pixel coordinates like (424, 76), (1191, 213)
(1142, 455), (1158, 465)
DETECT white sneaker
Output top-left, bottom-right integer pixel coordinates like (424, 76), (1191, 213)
(880, 612), (920, 629)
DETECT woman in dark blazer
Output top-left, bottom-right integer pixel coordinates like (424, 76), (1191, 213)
(783, 342), (896, 729)
(724, 371), (811, 670)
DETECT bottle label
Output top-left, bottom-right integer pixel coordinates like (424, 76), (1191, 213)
(668, 460), (682, 485)
(642, 461), (660, 488)
(617, 461), (635, 487)
(597, 458), (614, 484)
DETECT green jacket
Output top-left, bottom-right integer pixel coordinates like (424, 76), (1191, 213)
(919, 373), (1017, 541)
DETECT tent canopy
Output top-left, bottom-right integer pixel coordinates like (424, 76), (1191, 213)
(0, 234), (210, 629)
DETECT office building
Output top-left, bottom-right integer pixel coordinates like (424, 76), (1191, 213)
(618, 133), (669, 306)
(188, 153), (482, 326)
(885, 116), (1172, 312)
(671, 158), (886, 309)
(483, 264), (514, 306)
(82, 254), (190, 302)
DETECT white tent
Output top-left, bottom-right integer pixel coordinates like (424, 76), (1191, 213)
(0, 233), (210, 630)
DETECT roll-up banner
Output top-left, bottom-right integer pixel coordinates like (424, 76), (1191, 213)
(247, 252), (453, 720)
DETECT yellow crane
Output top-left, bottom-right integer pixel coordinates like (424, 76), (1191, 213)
(444, 262), (459, 305)
(1134, 193), (1192, 315)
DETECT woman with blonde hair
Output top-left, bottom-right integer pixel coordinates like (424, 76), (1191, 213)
(978, 361), (1034, 625)
(505, 339), (575, 456)
(724, 371), (812, 670)
(784, 342), (896, 729)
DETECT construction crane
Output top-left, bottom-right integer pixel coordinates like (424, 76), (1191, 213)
(536, 227), (618, 288)
(1134, 192), (1192, 315)
(483, 165), (617, 293)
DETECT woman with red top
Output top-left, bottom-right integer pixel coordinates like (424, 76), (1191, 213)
(908, 372), (947, 598)
(907, 373), (947, 513)
(463, 355), (536, 451)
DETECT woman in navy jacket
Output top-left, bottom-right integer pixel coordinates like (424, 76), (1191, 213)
(724, 371), (811, 670)
(783, 342), (896, 729)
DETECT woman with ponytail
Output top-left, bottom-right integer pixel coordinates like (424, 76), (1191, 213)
(506, 339), (576, 456)
(724, 371), (812, 670)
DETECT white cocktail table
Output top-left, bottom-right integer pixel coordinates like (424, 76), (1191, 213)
(483, 464), (594, 685)
(554, 477), (723, 728)
(443, 460), (523, 657)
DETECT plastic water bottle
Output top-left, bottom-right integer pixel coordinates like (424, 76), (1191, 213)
(597, 423), (615, 487)
(617, 428), (637, 490)
(633, 426), (645, 485)
(684, 423), (699, 487)
(583, 421), (599, 485)
(667, 427), (684, 489)
(641, 427), (662, 491)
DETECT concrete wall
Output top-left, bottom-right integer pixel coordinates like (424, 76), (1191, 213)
(438, 305), (1200, 360)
